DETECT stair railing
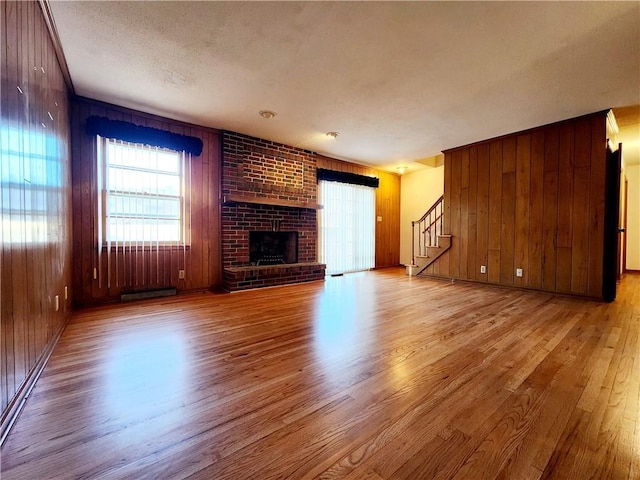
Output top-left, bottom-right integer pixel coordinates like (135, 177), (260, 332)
(411, 195), (444, 265)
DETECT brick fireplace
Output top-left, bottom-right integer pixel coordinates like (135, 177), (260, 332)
(222, 132), (325, 291)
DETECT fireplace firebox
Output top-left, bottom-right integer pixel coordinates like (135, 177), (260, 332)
(249, 231), (298, 265)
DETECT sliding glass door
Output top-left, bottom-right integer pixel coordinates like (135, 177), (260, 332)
(318, 180), (375, 275)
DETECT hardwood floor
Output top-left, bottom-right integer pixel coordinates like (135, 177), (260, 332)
(1, 269), (638, 479)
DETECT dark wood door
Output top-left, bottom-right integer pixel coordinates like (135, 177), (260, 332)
(603, 143), (622, 302)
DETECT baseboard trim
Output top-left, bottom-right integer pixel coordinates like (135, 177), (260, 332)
(415, 273), (605, 302)
(0, 312), (72, 446)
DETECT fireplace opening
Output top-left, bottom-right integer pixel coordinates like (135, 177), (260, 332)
(249, 231), (298, 265)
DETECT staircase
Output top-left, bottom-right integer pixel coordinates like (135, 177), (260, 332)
(408, 195), (451, 276)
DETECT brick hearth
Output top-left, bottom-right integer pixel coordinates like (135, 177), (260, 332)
(222, 132), (325, 291)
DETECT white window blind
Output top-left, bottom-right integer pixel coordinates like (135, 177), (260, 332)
(96, 137), (191, 288)
(318, 180), (375, 275)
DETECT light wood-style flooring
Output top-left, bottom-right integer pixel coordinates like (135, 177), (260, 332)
(1, 268), (639, 479)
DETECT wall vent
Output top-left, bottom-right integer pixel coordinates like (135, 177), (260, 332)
(121, 288), (176, 302)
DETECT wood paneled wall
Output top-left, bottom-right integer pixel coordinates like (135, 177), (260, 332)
(71, 97), (222, 305)
(429, 112), (609, 298)
(316, 155), (401, 268)
(1, 0), (73, 438)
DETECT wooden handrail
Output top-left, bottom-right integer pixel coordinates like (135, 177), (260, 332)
(413, 195), (444, 225)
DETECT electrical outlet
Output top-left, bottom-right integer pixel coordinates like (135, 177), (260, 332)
(516, 268), (523, 277)
(178, 269), (185, 279)
(480, 265), (486, 274)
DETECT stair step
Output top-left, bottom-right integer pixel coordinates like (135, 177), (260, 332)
(410, 235), (453, 276)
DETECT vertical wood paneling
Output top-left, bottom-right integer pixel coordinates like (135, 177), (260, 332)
(3, 0), (18, 413)
(467, 147), (478, 279)
(88, 103), (104, 301)
(488, 141), (503, 251)
(476, 144), (490, 282)
(375, 171), (401, 268)
(556, 247), (572, 292)
(459, 149), (469, 279)
(440, 112), (609, 299)
(570, 120), (592, 294)
(571, 165), (591, 293)
(198, 126), (209, 290)
(27, 0), (38, 381)
(315, 155), (400, 268)
(514, 134), (531, 286)
(190, 142), (204, 288)
(557, 123), (575, 248)
(556, 124), (575, 293)
(542, 127), (559, 291)
(461, 149), (470, 189)
(500, 172), (516, 284)
(440, 155), (452, 277)
(207, 134), (221, 287)
(588, 117), (606, 297)
(541, 170), (559, 291)
(71, 97), (222, 305)
(450, 151), (462, 279)
(488, 141), (502, 283)
(1, 0), (72, 438)
(574, 117), (592, 168)
(459, 189), (469, 279)
(502, 137), (516, 173)
(529, 131), (545, 289)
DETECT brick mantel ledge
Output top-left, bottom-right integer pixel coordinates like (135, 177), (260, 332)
(222, 194), (323, 210)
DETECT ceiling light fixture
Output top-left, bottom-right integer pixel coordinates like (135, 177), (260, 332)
(259, 110), (276, 119)
(326, 131), (339, 139)
(396, 166), (408, 175)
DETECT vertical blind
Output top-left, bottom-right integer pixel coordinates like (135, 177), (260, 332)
(318, 180), (375, 275)
(96, 137), (191, 289)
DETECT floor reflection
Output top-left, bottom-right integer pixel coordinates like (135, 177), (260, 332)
(312, 273), (374, 369)
(105, 331), (187, 424)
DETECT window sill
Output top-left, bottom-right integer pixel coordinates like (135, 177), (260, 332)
(100, 244), (191, 251)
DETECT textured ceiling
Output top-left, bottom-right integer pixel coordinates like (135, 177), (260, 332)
(49, 1), (640, 170)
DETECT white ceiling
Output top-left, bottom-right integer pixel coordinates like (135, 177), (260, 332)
(49, 1), (640, 170)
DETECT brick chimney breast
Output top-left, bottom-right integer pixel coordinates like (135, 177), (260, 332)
(221, 132), (324, 290)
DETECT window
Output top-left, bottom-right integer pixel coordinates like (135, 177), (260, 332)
(98, 137), (188, 245)
(318, 180), (375, 275)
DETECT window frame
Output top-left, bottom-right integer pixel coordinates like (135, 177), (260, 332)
(97, 136), (191, 248)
